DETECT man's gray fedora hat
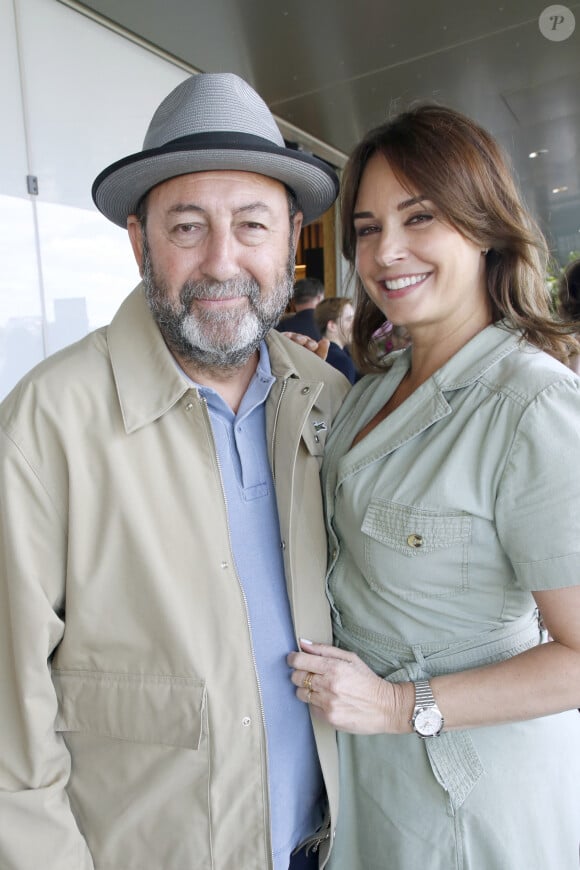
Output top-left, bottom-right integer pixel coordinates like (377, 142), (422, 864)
(92, 73), (339, 227)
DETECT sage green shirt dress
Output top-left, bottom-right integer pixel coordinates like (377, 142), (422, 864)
(322, 324), (580, 870)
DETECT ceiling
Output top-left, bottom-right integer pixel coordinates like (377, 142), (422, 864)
(72, 0), (580, 263)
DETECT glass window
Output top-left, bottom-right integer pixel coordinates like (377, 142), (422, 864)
(1, 0), (189, 397)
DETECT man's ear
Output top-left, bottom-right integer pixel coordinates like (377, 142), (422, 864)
(127, 215), (145, 276)
(292, 211), (304, 250)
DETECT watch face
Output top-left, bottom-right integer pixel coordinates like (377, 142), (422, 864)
(414, 708), (443, 737)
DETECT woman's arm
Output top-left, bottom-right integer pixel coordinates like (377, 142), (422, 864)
(288, 584), (580, 734)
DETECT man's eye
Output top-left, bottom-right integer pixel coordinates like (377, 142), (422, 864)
(168, 223), (204, 246)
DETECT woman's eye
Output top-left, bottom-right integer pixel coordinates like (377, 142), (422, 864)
(407, 213), (433, 225)
(355, 224), (380, 237)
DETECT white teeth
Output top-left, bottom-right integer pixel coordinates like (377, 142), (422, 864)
(384, 273), (428, 291)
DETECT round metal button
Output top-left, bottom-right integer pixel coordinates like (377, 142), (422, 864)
(407, 533), (423, 548)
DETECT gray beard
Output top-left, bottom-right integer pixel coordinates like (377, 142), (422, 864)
(142, 235), (295, 370)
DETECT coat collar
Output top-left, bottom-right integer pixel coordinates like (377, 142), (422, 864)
(107, 284), (305, 434)
(330, 323), (522, 480)
(387, 322), (520, 390)
(107, 285), (190, 434)
(430, 321), (521, 390)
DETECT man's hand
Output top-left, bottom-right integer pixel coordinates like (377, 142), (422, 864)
(281, 332), (330, 361)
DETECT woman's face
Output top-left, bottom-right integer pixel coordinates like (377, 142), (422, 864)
(353, 153), (490, 339)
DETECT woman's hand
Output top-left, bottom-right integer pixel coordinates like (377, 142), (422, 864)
(287, 640), (408, 734)
(281, 332), (330, 361)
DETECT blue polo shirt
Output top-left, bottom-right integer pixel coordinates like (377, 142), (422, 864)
(181, 344), (323, 869)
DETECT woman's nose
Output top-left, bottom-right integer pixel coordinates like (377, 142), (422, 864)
(374, 230), (407, 267)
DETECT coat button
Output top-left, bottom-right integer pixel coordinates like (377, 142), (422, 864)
(301, 386), (311, 395)
(407, 533), (423, 548)
(242, 717), (251, 727)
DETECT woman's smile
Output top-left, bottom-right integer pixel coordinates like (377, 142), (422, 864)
(380, 271), (432, 296)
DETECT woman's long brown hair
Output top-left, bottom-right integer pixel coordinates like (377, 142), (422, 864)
(341, 104), (580, 371)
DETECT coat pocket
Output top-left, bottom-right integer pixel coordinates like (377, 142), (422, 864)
(52, 669), (206, 749)
(52, 670), (211, 869)
(361, 500), (472, 600)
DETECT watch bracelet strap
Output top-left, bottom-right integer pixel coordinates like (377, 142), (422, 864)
(414, 679), (436, 707)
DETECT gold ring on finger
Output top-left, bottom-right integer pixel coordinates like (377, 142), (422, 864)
(302, 672), (314, 692)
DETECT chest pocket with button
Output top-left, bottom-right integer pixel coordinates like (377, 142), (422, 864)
(361, 499), (472, 600)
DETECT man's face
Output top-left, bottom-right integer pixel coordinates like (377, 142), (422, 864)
(127, 171), (303, 370)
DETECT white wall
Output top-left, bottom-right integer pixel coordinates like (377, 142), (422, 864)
(0, 0), (189, 398)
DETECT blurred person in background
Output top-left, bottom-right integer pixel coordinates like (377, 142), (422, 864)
(558, 257), (580, 374)
(314, 297), (357, 383)
(277, 276), (326, 340)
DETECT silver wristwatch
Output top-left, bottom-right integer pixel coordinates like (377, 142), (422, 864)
(411, 679), (444, 738)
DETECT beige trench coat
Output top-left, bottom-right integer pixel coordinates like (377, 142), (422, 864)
(0, 286), (349, 870)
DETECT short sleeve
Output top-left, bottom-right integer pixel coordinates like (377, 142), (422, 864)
(496, 377), (580, 590)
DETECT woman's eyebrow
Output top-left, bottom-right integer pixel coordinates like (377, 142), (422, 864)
(353, 195), (428, 221)
(397, 195), (427, 211)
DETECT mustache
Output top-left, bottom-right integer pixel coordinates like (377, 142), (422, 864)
(179, 276), (260, 306)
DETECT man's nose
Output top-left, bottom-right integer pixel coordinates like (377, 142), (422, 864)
(199, 229), (240, 282)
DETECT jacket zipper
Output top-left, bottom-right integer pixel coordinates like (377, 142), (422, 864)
(270, 377), (288, 484)
(297, 811), (332, 858)
(268, 378), (333, 864)
(199, 395), (274, 869)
